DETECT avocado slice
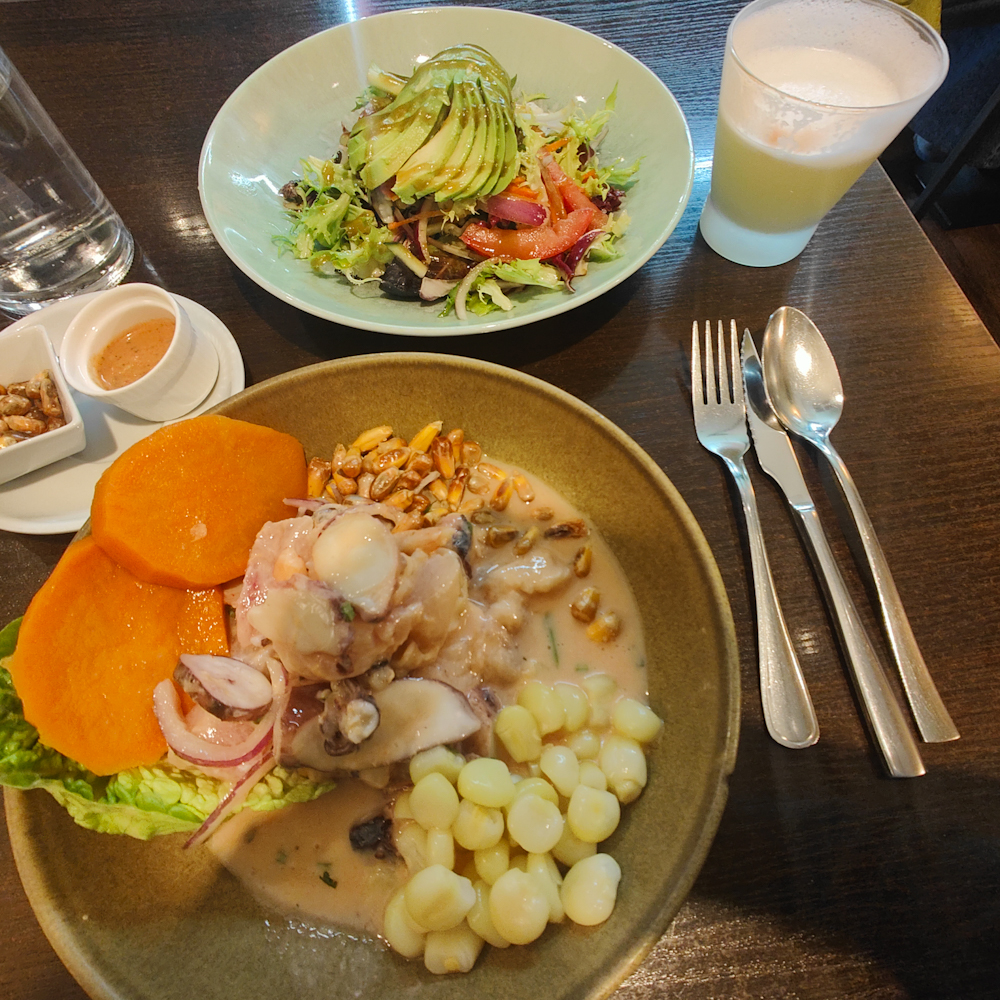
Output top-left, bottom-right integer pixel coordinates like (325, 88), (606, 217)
(435, 82), (488, 203)
(393, 86), (467, 203)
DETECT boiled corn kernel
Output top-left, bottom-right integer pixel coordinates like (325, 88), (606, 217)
(507, 776), (559, 812)
(404, 864), (476, 931)
(554, 681), (590, 731)
(612, 698), (664, 743)
(426, 827), (456, 870)
(409, 745), (465, 785)
(527, 852), (565, 924)
(411, 772), (461, 831)
(581, 673), (618, 727)
(474, 840), (511, 885)
(507, 851), (529, 872)
(561, 854), (621, 927)
(394, 790), (414, 820)
(506, 793), (565, 855)
(539, 745), (580, 798)
(424, 923), (485, 974)
(395, 820), (429, 872)
(467, 881), (511, 948)
(452, 798), (505, 851)
(457, 757), (517, 809)
(566, 784), (620, 843)
(383, 888), (427, 957)
(566, 728), (602, 760)
(551, 822), (598, 868)
(488, 867), (549, 945)
(495, 705), (543, 762)
(599, 734), (648, 804)
(517, 680), (565, 736)
(578, 760), (608, 791)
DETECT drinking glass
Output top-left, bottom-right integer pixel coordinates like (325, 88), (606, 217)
(699, 0), (949, 267)
(0, 45), (133, 316)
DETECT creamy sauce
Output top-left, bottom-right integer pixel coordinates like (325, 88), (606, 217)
(92, 317), (174, 389)
(212, 457), (647, 937)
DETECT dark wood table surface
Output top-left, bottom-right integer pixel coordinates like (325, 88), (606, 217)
(2, 2), (999, 998)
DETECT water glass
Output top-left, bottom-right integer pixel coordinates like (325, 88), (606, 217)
(0, 45), (133, 316)
(699, 0), (949, 267)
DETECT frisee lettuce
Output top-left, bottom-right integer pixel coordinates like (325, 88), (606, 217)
(0, 617), (334, 841)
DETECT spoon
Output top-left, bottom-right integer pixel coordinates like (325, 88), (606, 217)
(762, 306), (959, 743)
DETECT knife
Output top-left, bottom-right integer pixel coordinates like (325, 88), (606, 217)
(741, 330), (925, 779)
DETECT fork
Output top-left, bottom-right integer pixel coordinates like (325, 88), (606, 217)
(692, 320), (819, 749)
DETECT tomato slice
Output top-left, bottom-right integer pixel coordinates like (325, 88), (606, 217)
(460, 206), (593, 260)
(542, 155), (608, 229)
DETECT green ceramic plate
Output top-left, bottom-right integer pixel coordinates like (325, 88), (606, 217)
(198, 7), (694, 336)
(7, 355), (738, 1000)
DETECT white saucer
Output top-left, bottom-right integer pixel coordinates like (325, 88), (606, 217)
(0, 293), (245, 535)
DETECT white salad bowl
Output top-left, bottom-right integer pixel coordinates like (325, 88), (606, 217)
(198, 7), (694, 336)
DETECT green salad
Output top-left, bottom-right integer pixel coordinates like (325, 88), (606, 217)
(277, 44), (639, 318)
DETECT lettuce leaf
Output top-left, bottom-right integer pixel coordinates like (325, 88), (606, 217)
(0, 618), (334, 840)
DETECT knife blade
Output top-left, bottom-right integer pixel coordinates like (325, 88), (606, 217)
(741, 330), (925, 778)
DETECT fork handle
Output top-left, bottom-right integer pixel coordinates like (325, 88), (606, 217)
(726, 457), (819, 749)
(818, 440), (959, 743)
(794, 506), (925, 778)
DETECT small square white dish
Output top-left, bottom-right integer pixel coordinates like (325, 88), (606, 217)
(0, 325), (86, 486)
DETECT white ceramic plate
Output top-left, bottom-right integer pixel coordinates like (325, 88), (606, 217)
(0, 294), (245, 535)
(198, 6), (693, 336)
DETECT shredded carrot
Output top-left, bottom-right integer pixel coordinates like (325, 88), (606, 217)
(542, 137), (571, 153)
(580, 169), (598, 181)
(502, 183), (541, 201)
(387, 209), (444, 231)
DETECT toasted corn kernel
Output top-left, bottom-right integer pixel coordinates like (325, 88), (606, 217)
(46, 415), (66, 431)
(341, 447), (362, 478)
(490, 478), (514, 511)
(332, 442), (347, 471)
(447, 466), (469, 509)
(323, 480), (344, 504)
(354, 471), (373, 498)
(333, 471), (358, 496)
(573, 545), (593, 577)
(513, 527), (540, 556)
(371, 467), (402, 501)
(545, 519), (588, 539)
(430, 435), (456, 479)
(461, 441), (483, 466)
(469, 509), (495, 525)
(409, 420), (443, 453)
(531, 505), (555, 522)
(586, 612), (622, 643)
(447, 428), (464, 463)
(428, 478), (449, 502)
(406, 450), (435, 475)
(352, 424), (393, 453)
(38, 377), (61, 417)
(397, 468), (423, 491)
(570, 588), (601, 623)
(378, 435), (407, 453)
(486, 525), (518, 547)
(477, 461), (506, 481)
(424, 500), (449, 525)
(466, 472), (492, 495)
(374, 447), (409, 472)
(306, 458), (332, 497)
(392, 511), (425, 532)
(385, 488), (415, 511)
(409, 493), (431, 514)
(457, 495), (485, 516)
(512, 474), (534, 503)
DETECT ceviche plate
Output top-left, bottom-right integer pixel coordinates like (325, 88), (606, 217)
(7, 354), (737, 1000)
(198, 7), (693, 336)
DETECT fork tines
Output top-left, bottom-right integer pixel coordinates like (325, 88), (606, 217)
(691, 319), (742, 410)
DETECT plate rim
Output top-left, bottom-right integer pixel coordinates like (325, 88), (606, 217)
(197, 6), (695, 337)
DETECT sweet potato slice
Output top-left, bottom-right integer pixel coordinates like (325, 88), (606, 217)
(91, 414), (307, 588)
(8, 536), (229, 776)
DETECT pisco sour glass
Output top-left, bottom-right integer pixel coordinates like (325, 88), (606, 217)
(699, 0), (948, 267)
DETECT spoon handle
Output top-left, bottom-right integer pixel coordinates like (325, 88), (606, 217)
(726, 456), (819, 749)
(820, 442), (959, 743)
(794, 506), (924, 777)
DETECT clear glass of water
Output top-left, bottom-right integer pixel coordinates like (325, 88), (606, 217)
(0, 45), (133, 316)
(699, 0), (949, 267)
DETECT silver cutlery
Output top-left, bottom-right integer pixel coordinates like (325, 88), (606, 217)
(691, 319), (819, 749)
(762, 306), (958, 744)
(742, 330), (924, 777)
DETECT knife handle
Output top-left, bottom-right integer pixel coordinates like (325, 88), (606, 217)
(727, 457), (819, 749)
(820, 443), (959, 743)
(794, 506), (925, 777)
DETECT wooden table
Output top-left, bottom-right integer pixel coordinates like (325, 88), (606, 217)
(2, 2), (999, 998)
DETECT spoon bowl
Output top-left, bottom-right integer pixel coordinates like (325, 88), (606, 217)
(761, 305), (844, 446)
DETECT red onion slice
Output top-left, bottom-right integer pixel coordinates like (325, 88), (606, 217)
(179, 654), (273, 711)
(184, 750), (276, 849)
(184, 704), (256, 747)
(153, 680), (276, 767)
(485, 194), (547, 226)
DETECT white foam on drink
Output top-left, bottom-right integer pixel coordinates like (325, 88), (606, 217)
(743, 45), (901, 108)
